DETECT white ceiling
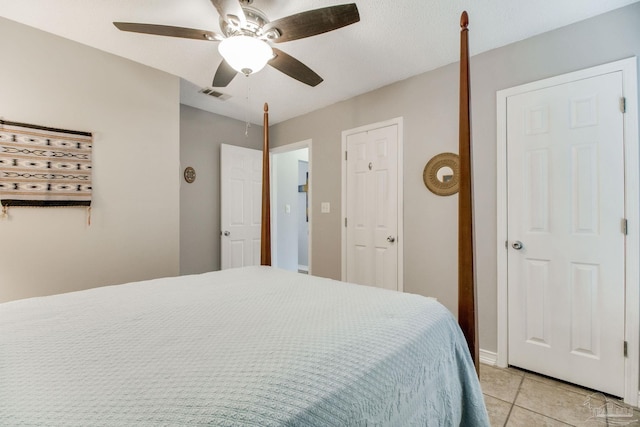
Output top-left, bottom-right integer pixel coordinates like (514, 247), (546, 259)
(1, 0), (637, 124)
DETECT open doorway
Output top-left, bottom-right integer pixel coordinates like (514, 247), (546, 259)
(271, 140), (312, 274)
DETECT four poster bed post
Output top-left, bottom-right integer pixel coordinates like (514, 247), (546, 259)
(258, 12), (478, 371)
(260, 103), (272, 266)
(458, 11), (479, 372)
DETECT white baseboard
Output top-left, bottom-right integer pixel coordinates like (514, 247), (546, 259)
(479, 349), (497, 366)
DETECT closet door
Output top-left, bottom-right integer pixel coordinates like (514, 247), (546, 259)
(344, 124), (399, 290)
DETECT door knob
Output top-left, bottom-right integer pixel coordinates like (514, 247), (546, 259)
(223, 231), (230, 236)
(512, 241), (523, 250)
(387, 236), (396, 243)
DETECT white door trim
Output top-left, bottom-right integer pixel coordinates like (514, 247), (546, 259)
(341, 117), (404, 291)
(496, 57), (639, 406)
(270, 139), (313, 275)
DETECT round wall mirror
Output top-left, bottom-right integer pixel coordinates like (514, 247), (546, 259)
(184, 166), (196, 183)
(423, 153), (460, 196)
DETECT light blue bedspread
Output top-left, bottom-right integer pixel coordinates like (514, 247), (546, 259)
(1, 266), (489, 426)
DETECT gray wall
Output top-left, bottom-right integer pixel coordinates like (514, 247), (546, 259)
(270, 3), (640, 353)
(0, 17), (181, 302)
(180, 105), (263, 274)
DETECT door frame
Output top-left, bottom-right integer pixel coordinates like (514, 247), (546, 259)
(341, 117), (404, 291)
(496, 57), (639, 405)
(270, 139), (313, 274)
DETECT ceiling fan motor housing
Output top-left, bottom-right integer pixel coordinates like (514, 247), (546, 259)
(220, 6), (279, 41)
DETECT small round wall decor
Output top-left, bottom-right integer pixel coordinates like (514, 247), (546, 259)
(184, 166), (196, 183)
(423, 152), (460, 196)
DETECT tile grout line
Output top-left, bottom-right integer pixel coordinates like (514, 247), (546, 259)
(502, 374), (526, 426)
(486, 366), (640, 426)
(514, 374), (590, 426)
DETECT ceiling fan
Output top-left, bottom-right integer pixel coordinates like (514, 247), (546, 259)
(114, 0), (360, 87)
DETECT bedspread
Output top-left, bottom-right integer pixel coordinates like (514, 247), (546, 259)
(0, 266), (488, 426)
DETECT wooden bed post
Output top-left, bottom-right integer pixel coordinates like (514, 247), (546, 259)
(458, 11), (479, 373)
(261, 103), (272, 266)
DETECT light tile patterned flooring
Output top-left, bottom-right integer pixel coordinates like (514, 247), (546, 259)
(480, 364), (640, 426)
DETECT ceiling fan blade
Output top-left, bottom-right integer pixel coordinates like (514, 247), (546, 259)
(210, 0), (247, 27)
(263, 3), (359, 43)
(212, 59), (238, 87)
(113, 22), (223, 41)
(268, 48), (323, 87)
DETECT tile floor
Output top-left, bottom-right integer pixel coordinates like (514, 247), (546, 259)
(479, 364), (640, 426)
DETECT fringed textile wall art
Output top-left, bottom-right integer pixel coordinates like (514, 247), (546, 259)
(0, 119), (92, 220)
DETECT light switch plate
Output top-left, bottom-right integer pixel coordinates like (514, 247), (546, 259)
(321, 202), (330, 213)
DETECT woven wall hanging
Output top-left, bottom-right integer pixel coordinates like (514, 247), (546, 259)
(0, 119), (93, 218)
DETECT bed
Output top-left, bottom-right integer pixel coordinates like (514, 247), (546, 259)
(0, 12), (488, 426)
(1, 266), (486, 426)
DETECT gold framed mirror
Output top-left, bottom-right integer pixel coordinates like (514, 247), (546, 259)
(423, 152), (460, 196)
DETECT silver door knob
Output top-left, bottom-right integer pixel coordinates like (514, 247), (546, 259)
(512, 241), (523, 250)
(223, 231), (230, 236)
(387, 236), (396, 243)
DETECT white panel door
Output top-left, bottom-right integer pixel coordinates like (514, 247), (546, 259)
(507, 71), (625, 396)
(345, 124), (398, 290)
(220, 144), (262, 269)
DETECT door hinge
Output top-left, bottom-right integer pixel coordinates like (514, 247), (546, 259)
(621, 97), (626, 113)
(624, 340), (628, 357)
(344, 217), (347, 227)
(623, 218), (628, 235)
(345, 151), (348, 161)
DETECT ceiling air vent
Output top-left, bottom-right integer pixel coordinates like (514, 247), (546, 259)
(199, 87), (231, 101)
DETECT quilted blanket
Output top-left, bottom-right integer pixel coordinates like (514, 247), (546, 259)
(0, 266), (489, 426)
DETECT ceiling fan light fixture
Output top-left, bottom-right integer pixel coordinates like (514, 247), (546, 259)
(218, 36), (273, 76)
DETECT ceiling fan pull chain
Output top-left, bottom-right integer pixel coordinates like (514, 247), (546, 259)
(245, 75), (251, 137)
